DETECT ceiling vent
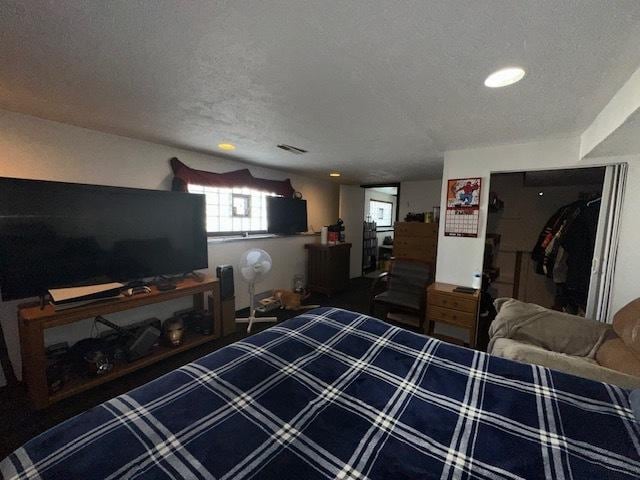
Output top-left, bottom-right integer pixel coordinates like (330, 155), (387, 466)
(277, 144), (307, 154)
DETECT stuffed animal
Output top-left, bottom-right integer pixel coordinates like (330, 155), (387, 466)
(273, 289), (319, 311)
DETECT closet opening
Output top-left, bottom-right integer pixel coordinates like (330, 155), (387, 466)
(480, 167), (609, 347)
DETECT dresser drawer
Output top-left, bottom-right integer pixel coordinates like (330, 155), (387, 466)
(428, 292), (477, 313)
(428, 305), (476, 328)
(394, 222), (439, 239)
(393, 237), (437, 252)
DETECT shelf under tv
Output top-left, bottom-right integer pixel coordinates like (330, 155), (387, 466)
(48, 331), (216, 404)
(18, 276), (221, 409)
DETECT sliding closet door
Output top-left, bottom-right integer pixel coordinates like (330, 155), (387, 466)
(585, 164), (627, 323)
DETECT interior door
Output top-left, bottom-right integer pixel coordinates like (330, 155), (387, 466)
(585, 163), (627, 323)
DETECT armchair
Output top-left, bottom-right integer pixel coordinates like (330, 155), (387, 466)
(369, 259), (434, 328)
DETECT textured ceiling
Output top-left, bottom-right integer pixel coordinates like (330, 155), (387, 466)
(1, 1), (640, 183)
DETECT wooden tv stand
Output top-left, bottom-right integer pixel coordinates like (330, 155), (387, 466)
(18, 276), (221, 409)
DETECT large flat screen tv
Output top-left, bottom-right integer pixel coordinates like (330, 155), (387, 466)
(267, 197), (308, 234)
(0, 177), (208, 301)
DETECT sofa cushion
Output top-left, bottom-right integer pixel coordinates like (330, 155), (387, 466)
(491, 338), (640, 389)
(374, 290), (421, 310)
(595, 331), (640, 377)
(612, 298), (640, 355)
(490, 298), (610, 358)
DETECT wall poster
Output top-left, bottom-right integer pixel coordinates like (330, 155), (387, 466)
(445, 178), (482, 237)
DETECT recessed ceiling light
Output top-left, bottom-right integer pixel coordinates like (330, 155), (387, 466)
(484, 67), (526, 88)
(218, 143), (236, 151)
(538, 191), (544, 196)
(329, 172), (341, 177)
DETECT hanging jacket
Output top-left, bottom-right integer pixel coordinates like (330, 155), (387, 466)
(561, 202), (600, 309)
(543, 204), (583, 278)
(532, 200), (583, 276)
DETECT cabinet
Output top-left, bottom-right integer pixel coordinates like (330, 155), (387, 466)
(305, 243), (351, 296)
(393, 222), (438, 263)
(426, 282), (479, 348)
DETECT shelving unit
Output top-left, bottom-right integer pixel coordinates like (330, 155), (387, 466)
(362, 221), (378, 273)
(18, 277), (221, 409)
(48, 331), (215, 404)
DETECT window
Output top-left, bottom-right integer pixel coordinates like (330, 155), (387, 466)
(188, 184), (277, 235)
(369, 200), (393, 227)
(232, 194), (251, 217)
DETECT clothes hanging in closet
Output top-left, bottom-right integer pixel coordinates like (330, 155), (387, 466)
(532, 199), (600, 313)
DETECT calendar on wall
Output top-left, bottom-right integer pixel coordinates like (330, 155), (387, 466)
(444, 177), (481, 238)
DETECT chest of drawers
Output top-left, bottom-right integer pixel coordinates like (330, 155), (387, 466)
(426, 282), (480, 348)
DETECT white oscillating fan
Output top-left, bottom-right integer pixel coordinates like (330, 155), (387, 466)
(235, 248), (278, 333)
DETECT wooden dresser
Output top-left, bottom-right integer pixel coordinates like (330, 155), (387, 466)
(393, 222), (438, 263)
(305, 243), (351, 296)
(426, 282), (480, 348)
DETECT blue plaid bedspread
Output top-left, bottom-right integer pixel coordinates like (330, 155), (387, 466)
(2, 307), (639, 479)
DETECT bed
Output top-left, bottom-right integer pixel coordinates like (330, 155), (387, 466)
(2, 307), (639, 479)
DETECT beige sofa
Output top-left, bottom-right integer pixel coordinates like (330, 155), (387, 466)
(488, 297), (640, 389)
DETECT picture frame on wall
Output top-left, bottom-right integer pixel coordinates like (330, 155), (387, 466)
(444, 177), (482, 238)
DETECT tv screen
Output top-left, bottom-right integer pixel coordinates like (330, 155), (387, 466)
(267, 197), (308, 234)
(0, 177), (208, 301)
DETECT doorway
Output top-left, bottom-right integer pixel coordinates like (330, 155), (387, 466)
(483, 167), (606, 316)
(361, 184), (400, 276)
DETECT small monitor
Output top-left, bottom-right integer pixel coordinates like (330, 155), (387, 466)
(267, 197), (308, 234)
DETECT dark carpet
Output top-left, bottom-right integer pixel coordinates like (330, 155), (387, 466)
(0, 277), (421, 459)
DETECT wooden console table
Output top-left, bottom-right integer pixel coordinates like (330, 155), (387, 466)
(305, 243), (351, 296)
(19, 277), (221, 409)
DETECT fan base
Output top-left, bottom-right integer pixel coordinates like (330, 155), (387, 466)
(235, 316), (278, 333)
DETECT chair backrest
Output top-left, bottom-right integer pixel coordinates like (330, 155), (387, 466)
(387, 259), (433, 300)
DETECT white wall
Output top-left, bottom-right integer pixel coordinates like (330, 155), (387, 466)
(0, 109), (339, 384)
(436, 136), (640, 320)
(398, 179), (443, 221)
(339, 185), (364, 278)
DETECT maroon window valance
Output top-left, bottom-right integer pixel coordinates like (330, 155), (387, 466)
(170, 157), (295, 197)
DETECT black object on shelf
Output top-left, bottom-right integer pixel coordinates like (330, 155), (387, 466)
(94, 316), (161, 362)
(453, 286), (477, 294)
(125, 280), (151, 288)
(154, 278), (177, 291)
(404, 212), (425, 222)
(328, 218), (346, 242)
